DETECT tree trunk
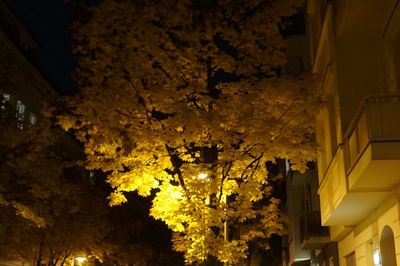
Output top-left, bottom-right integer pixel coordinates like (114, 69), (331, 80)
(59, 251), (71, 266)
(36, 237), (44, 266)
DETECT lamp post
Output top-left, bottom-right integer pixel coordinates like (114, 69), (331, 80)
(197, 172), (229, 266)
(198, 146), (230, 265)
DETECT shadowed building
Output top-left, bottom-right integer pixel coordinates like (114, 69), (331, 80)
(0, 0), (51, 129)
(283, 164), (337, 266)
(0, 1), (91, 264)
(282, 9), (339, 265)
(0, 0), (84, 172)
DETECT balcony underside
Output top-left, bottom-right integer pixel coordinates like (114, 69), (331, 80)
(322, 190), (390, 226)
(301, 235), (331, 249)
(291, 260), (311, 266)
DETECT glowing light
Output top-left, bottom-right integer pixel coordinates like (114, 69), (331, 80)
(75, 257), (87, 264)
(171, 190), (182, 199)
(198, 173), (208, 180)
(373, 250), (381, 265)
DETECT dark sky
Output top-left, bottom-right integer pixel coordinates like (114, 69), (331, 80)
(4, 0), (74, 94)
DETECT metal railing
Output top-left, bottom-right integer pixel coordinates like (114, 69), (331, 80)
(343, 94), (400, 176)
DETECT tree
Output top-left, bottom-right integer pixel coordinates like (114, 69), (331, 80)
(57, 0), (323, 264)
(0, 181), (111, 266)
(0, 104), (181, 266)
(0, 104), (109, 265)
(0, 110), (73, 227)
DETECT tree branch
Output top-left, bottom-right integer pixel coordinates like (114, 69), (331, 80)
(218, 161), (233, 201)
(239, 153), (263, 180)
(165, 145), (186, 190)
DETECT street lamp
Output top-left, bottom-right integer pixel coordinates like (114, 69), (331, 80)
(74, 257), (87, 266)
(198, 173), (208, 180)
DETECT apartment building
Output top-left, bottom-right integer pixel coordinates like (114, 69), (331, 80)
(310, 0), (400, 265)
(283, 164), (338, 266)
(0, 0), (83, 162)
(282, 15), (340, 265)
(0, 0), (51, 127)
(0, 1), (93, 262)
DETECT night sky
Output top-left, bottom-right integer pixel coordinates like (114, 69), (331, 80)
(4, 0), (74, 94)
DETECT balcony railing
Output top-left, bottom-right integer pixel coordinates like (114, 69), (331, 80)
(300, 211), (330, 249)
(318, 94), (400, 226)
(343, 94), (400, 189)
(344, 94), (400, 172)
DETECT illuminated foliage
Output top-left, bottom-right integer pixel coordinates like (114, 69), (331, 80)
(59, 0), (323, 264)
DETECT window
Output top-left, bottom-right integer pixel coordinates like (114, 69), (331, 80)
(2, 93), (10, 101)
(380, 226), (396, 266)
(16, 100), (25, 130)
(29, 113), (37, 127)
(89, 171), (96, 185)
(1, 93), (10, 110)
(16, 100), (25, 114)
(346, 252), (356, 266)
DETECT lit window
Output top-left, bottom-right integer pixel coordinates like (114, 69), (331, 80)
(1, 94), (10, 110)
(16, 100), (25, 114)
(2, 94), (10, 101)
(89, 171), (96, 185)
(29, 113), (37, 126)
(16, 100), (25, 130)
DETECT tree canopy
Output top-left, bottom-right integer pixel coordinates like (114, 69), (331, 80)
(0, 107), (109, 265)
(0, 100), (182, 266)
(56, 0), (323, 264)
(0, 112), (73, 228)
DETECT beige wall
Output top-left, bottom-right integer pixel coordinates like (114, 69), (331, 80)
(312, 0), (400, 265)
(336, 193), (400, 266)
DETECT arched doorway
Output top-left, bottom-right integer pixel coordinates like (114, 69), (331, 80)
(380, 226), (397, 266)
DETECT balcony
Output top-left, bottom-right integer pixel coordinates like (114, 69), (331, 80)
(300, 211), (330, 249)
(318, 95), (400, 226)
(344, 95), (400, 190)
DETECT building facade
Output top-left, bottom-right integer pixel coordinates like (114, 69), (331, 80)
(310, 0), (400, 265)
(0, 0), (52, 127)
(283, 162), (338, 266)
(282, 16), (339, 265)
